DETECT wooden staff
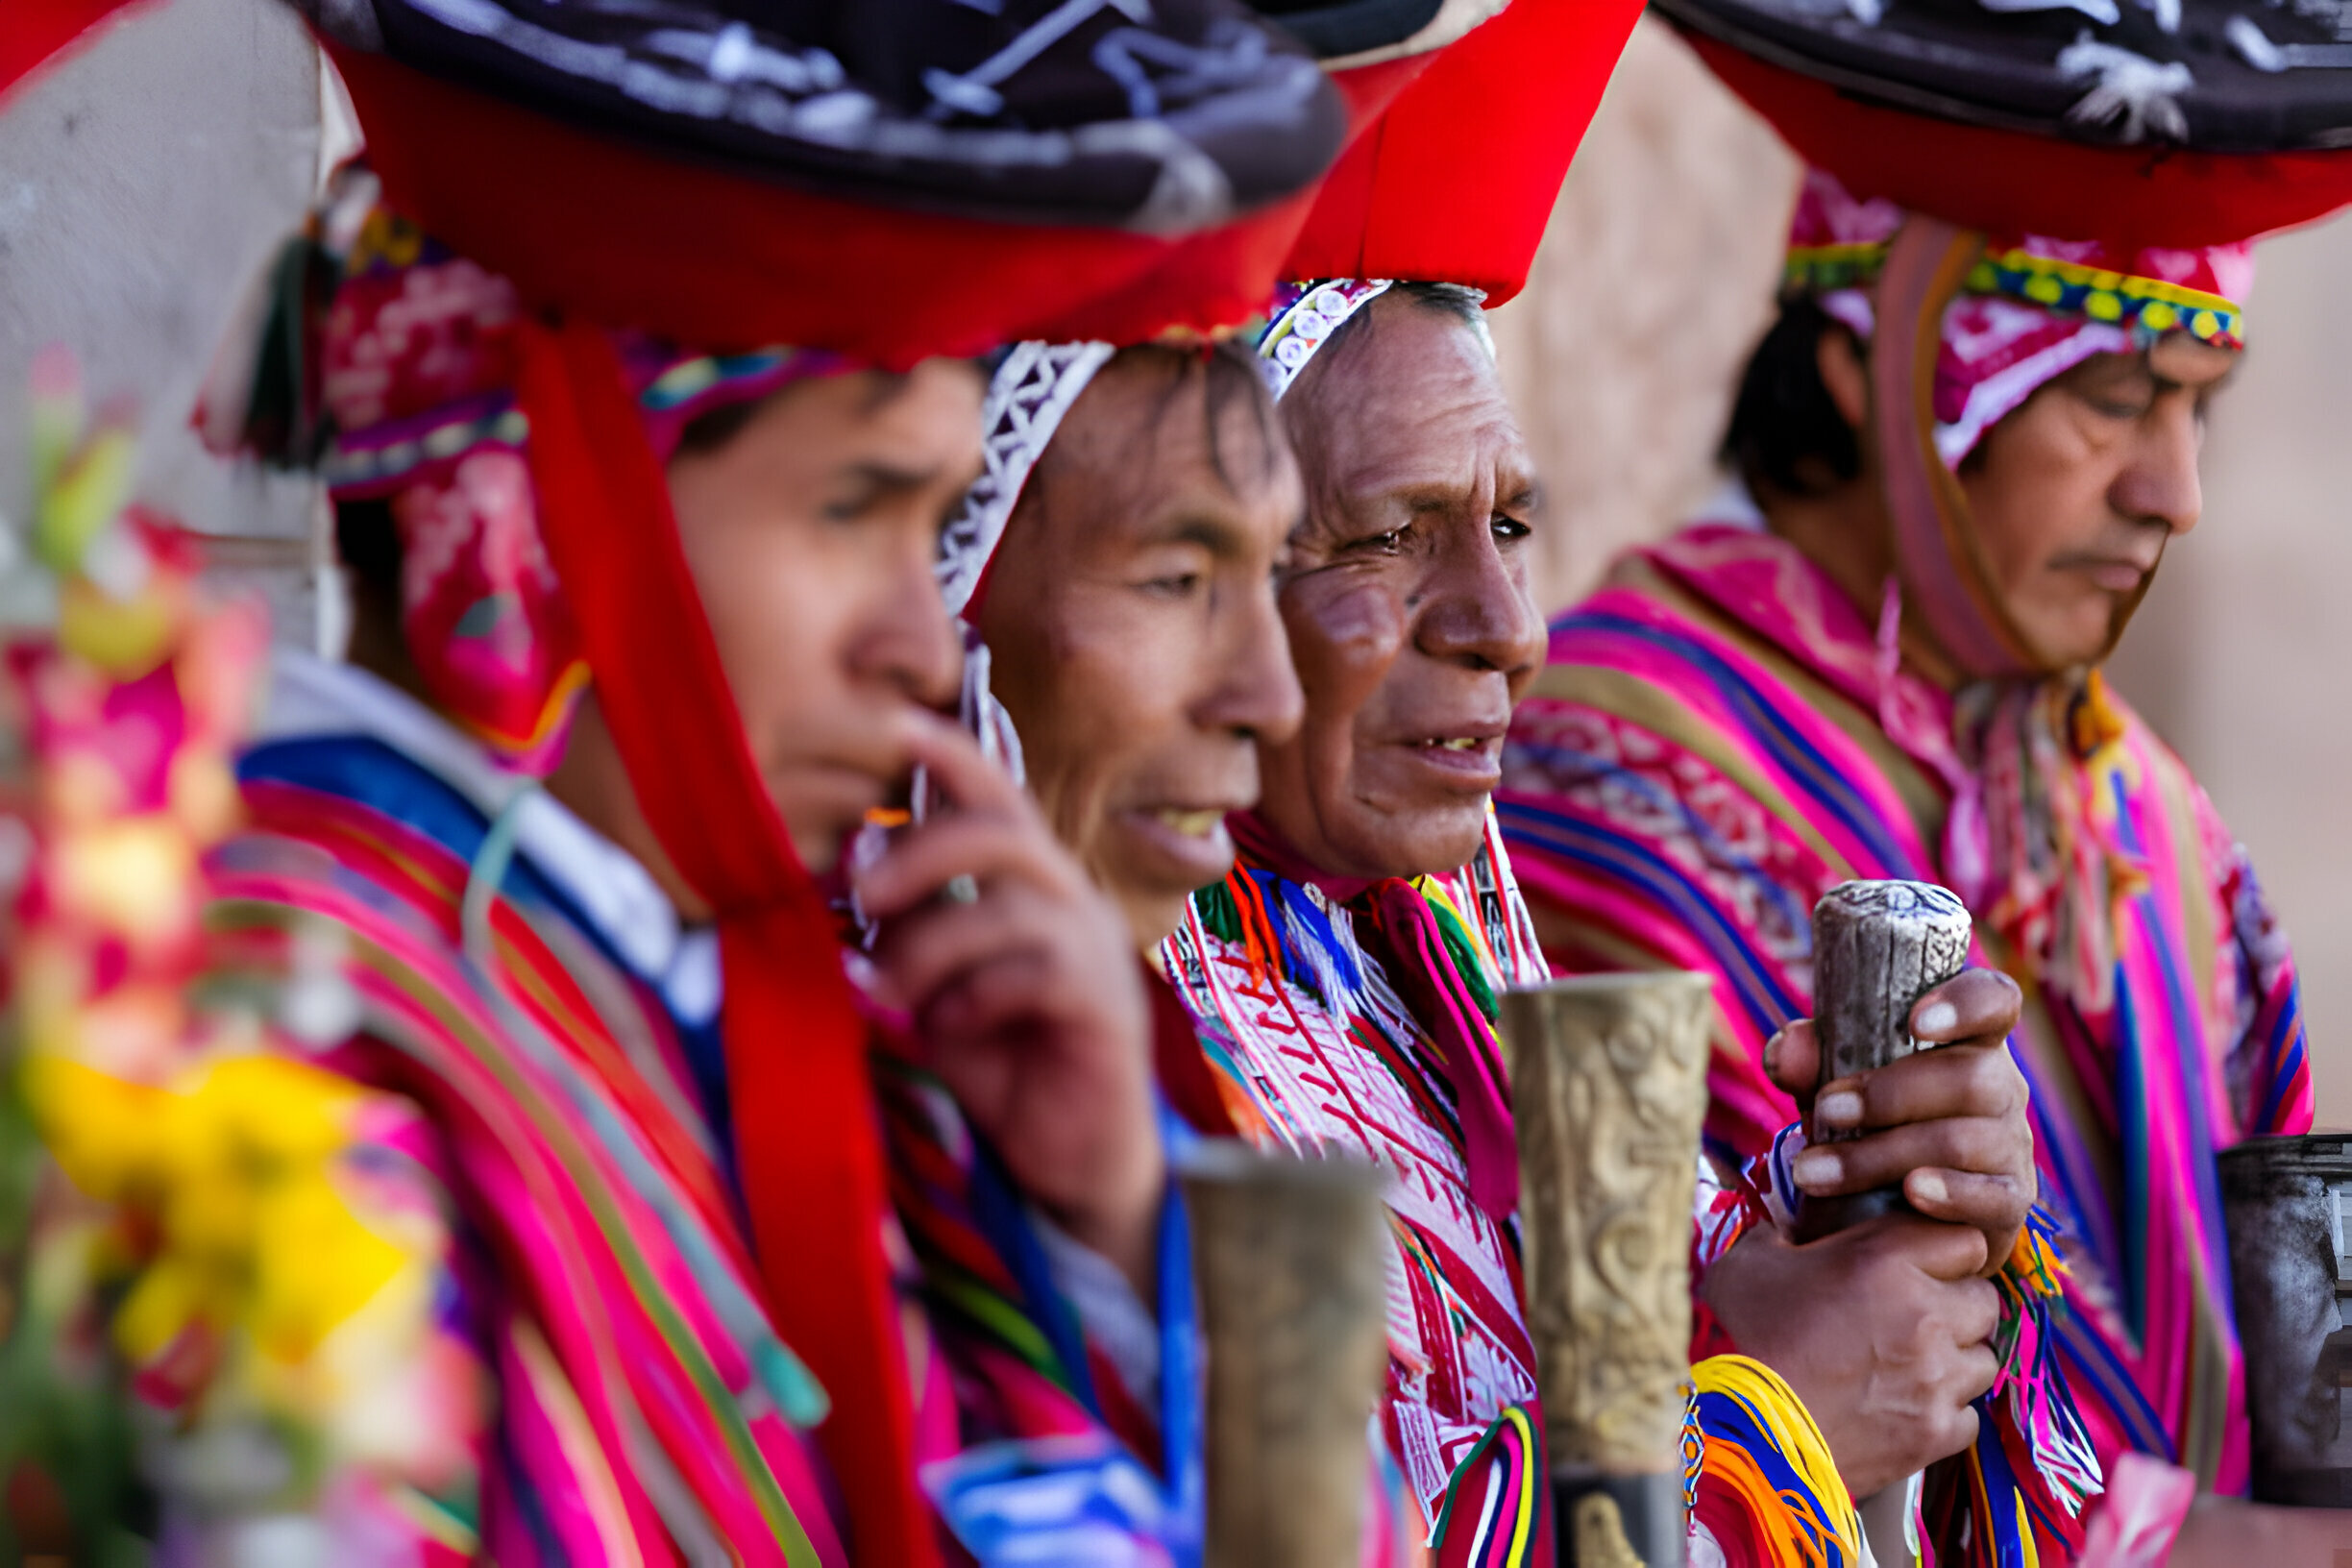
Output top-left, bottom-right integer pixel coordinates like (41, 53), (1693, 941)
(1179, 1140), (1391, 1568)
(1792, 878), (1972, 1556)
(1502, 970), (1714, 1568)
(1791, 879), (1972, 1241)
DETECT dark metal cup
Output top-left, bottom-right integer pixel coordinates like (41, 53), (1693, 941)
(2217, 1132), (2352, 1507)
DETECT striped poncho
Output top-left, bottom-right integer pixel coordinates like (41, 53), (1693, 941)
(1499, 518), (2311, 1513)
(205, 651), (1195, 1564)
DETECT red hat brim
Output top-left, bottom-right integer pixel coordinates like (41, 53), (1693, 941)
(331, 42), (1412, 365)
(1687, 31), (2352, 251)
(1284, 0), (1648, 304)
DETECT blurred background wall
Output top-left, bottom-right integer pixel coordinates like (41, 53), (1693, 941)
(7, 1), (2348, 1125)
(0, 0), (332, 636)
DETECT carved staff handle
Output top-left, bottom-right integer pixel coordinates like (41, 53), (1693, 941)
(1179, 1141), (1392, 1568)
(1502, 970), (1715, 1568)
(1790, 879), (1973, 1242)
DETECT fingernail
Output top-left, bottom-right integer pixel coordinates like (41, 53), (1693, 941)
(1792, 1148), (1841, 1189)
(1816, 1090), (1864, 1130)
(1915, 1000), (1959, 1037)
(1910, 1171), (1948, 1206)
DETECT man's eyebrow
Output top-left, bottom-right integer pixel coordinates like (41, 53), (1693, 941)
(1137, 512), (1244, 555)
(841, 460), (946, 494)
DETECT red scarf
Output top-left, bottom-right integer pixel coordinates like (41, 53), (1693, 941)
(517, 320), (933, 1568)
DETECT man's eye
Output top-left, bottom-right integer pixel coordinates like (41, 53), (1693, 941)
(1493, 514), (1531, 542)
(1349, 527), (1407, 554)
(1141, 572), (1202, 598)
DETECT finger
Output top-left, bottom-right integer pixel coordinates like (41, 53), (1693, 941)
(901, 707), (1033, 821)
(1812, 1043), (2025, 1135)
(1796, 1117), (2025, 1196)
(1909, 967), (2022, 1046)
(1764, 1018), (1821, 1103)
(1904, 1167), (2032, 1241)
(919, 945), (1059, 1053)
(872, 886), (1061, 1016)
(1938, 1363), (1994, 1438)
(857, 814), (1082, 920)
(1850, 1213), (1991, 1280)
(1927, 1400), (1985, 1467)
(1950, 1278), (2002, 1349)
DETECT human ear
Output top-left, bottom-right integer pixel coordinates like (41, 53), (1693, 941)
(1815, 325), (1870, 434)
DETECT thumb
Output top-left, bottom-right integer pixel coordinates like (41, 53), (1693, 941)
(1765, 1018), (1822, 1107)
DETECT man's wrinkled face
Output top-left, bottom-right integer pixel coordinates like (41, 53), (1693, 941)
(1962, 333), (2237, 668)
(1253, 294), (1547, 882)
(979, 347), (1306, 946)
(667, 360), (982, 873)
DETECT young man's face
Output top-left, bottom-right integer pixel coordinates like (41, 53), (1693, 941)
(1252, 294), (1546, 883)
(978, 348), (1305, 946)
(1961, 332), (2237, 667)
(666, 360), (984, 873)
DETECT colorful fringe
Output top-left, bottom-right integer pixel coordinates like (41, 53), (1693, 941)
(1167, 816), (1558, 1565)
(1685, 1356), (1864, 1567)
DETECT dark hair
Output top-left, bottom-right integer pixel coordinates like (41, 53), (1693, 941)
(1722, 293), (1863, 499)
(1317, 279), (1492, 365)
(334, 495), (401, 601)
(1128, 336), (1285, 497)
(671, 366), (924, 459)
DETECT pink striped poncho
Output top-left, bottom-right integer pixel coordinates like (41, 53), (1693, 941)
(1498, 519), (2313, 1505)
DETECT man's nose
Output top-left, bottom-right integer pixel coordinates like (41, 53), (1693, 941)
(2116, 395), (2206, 538)
(1199, 583), (1305, 746)
(1415, 523), (1545, 678)
(863, 550), (965, 708)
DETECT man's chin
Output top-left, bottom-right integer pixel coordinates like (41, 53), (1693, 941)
(1338, 803), (1489, 883)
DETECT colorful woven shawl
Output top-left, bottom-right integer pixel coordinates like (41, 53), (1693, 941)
(217, 658), (1197, 1564)
(1159, 810), (1870, 1566)
(1498, 520), (2312, 1508)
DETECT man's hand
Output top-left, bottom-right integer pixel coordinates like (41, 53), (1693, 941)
(856, 711), (1162, 1292)
(1767, 968), (2036, 1274)
(2163, 1494), (2352, 1565)
(1704, 1214), (2002, 1497)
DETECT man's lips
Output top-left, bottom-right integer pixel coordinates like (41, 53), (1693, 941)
(1116, 803), (1246, 885)
(1386, 730), (1505, 785)
(2057, 555), (2160, 593)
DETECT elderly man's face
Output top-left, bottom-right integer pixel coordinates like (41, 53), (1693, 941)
(1960, 333), (2236, 668)
(979, 347), (1306, 945)
(1253, 293), (1546, 881)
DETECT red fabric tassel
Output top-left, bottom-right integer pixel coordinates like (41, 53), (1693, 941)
(516, 320), (935, 1568)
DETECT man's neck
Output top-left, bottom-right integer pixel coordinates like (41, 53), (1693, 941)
(1751, 473), (1965, 692)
